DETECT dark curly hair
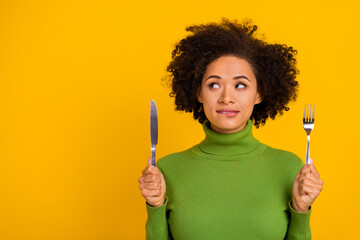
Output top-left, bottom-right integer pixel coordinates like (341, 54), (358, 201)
(163, 17), (299, 128)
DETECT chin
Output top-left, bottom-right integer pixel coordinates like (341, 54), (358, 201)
(219, 119), (244, 128)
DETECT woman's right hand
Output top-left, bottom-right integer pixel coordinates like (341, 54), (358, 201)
(138, 157), (166, 207)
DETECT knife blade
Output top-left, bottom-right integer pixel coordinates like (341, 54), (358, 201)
(150, 100), (158, 166)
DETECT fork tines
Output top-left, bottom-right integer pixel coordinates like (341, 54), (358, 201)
(303, 104), (315, 123)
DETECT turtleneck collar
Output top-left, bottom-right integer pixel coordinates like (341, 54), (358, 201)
(197, 119), (261, 157)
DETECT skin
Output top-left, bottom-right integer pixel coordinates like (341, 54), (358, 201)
(197, 55), (261, 134)
(138, 55), (323, 211)
(138, 157), (166, 207)
(292, 158), (323, 212)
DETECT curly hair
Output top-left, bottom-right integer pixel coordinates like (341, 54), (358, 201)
(164, 17), (299, 128)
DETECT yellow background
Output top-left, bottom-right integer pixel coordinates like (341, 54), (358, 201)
(0, 0), (359, 239)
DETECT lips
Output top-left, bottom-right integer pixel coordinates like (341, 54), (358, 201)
(217, 109), (239, 117)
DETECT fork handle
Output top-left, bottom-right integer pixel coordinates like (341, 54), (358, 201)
(305, 135), (311, 165)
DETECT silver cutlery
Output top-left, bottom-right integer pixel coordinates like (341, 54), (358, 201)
(303, 104), (315, 165)
(150, 100), (158, 167)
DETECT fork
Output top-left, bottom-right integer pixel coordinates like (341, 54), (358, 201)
(303, 104), (315, 165)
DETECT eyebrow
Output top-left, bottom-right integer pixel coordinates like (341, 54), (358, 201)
(206, 75), (251, 82)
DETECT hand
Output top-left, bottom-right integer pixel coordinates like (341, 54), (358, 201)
(138, 157), (166, 207)
(292, 158), (324, 213)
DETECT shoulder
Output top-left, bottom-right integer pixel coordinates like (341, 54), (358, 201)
(155, 147), (194, 172)
(262, 144), (304, 172)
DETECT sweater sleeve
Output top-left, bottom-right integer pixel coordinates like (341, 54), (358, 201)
(145, 196), (171, 240)
(145, 164), (172, 240)
(284, 200), (312, 239)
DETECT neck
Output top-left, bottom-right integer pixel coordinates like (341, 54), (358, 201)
(198, 119), (260, 156)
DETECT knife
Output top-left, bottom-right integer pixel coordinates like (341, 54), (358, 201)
(150, 100), (158, 167)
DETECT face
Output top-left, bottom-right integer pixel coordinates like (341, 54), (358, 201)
(197, 55), (262, 134)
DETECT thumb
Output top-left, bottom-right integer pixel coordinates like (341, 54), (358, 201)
(293, 172), (300, 188)
(148, 157), (151, 166)
(310, 158), (313, 164)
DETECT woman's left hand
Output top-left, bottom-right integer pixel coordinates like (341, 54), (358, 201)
(292, 158), (324, 213)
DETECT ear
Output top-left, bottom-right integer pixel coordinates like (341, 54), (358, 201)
(255, 92), (262, 105)
(196, 89), (203, 103)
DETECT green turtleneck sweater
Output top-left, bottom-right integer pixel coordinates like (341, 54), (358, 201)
(145, 120), (311, 240)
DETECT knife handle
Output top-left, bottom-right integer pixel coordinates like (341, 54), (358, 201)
(151, 147), (156, 166)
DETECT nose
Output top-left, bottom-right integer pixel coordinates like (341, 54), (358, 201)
(218, 87), (235, 104)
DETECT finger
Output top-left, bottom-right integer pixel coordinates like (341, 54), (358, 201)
(299, 184), (318, 199)
(300, 161), (320, 178)
(142, 165), (158, 176)
(142, 167), (150, 177)
(300, 164), (312, 175)
(309, 163), (320, 178)
(294, 172), (300, 182)
(299, 177), (323, 191)
(298, 172), (323, 185)
(142, 181), (161, 190)
(141, 188), (162, 198)
(139, 175), (160, 184)
(138, 176), (143, 184)
(143, 174), (161, 183)
(299, 183), (315, 197)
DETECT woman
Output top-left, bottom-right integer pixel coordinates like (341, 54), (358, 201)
(138, 18), (323, 240)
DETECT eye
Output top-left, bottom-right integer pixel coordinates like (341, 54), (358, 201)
(236, 83), (246, 89)
(209, 83), (220, 89)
